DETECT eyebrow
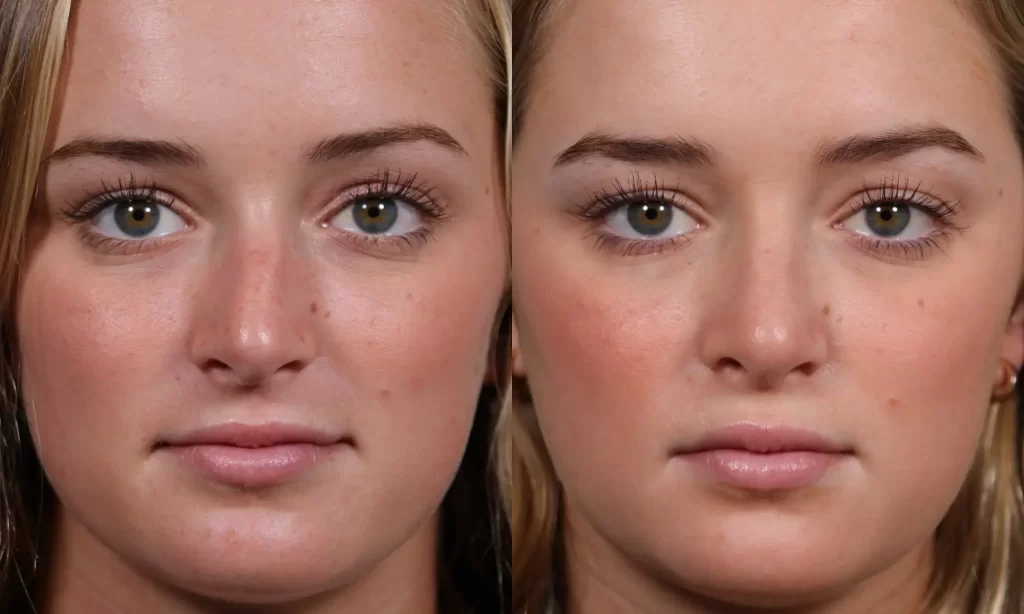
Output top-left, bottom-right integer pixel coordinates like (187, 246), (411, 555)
(45, 123), (468, 167)
(553, 133), (715, 168)
(552, 124), (983, 169)
(817, 125), (983, 165)
(47, 138), (202, 165)
(304, 124), (468, 164)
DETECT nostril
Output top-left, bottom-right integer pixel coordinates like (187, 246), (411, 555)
(715, 357), (744, 373)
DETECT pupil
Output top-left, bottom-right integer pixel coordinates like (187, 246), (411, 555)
(114, 201), (160, 237)
(626, 201), (672, 236)
(354, 198), (399, 234)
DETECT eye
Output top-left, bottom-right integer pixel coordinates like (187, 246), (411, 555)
(330, 196), (423, 236)
(93, 199), (187, 240)
(844, 201), (934, 240)
(606, 200), (698, 240)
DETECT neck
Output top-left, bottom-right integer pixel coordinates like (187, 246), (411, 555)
(41, 504), (441, 614)
(561, 504), (933, 614)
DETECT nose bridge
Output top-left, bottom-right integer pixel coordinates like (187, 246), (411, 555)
(191, 216), (315, 384)
(700, 194), (828, 385)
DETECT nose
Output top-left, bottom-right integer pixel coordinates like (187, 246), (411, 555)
(189, 228), (316, 388)
(697, 230), (829, 390)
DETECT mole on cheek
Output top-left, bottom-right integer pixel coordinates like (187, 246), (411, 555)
(310, 301), (318, 314)
(822, 304), (831, 316)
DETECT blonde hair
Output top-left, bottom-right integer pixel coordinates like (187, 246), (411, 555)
(0, 1), (512, 611)
(502, 1), (1024, 613)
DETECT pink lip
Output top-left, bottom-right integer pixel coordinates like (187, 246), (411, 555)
(673, 424), (853, 491)
(157, 423), (353, 488)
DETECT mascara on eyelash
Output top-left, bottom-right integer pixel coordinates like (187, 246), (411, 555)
(59, 175), (171, 223)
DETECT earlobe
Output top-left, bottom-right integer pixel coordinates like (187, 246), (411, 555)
(1000, 299), (1024, 370)
(512, 316), (525, 377)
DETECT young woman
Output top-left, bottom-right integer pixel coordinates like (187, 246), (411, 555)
(506, 1), (1024, 613)
(0, 1), (510, 612)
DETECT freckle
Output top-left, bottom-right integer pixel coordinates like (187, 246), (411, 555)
(310, 301), (318, 314)
(324, 311), (331, 319)
(379, 389), (391, 400)
(836, 316), (843, 323)
(485, 186), (490, 195)
(299, 334), (306, 343)
(918, 299), (924, 308)
(822, 304), (831, 316)
(406, 292), (413, 301)
(887, 397), (901, 409)
(999, 188), (1004, 197)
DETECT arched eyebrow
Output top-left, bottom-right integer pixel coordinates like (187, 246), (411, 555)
(815, 125), (983, 165)
(552, 124), (983, 169)
(45, 123), (468, 167)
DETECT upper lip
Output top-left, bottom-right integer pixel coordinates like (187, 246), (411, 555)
(158, 423), (351, 449)
(675, 423), (853, 455)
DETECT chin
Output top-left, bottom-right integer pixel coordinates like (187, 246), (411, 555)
(644, 517), (876, 609)
(155, 545), (356, 605)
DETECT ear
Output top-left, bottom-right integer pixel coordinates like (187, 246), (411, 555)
(512, 315), (525, 377)
(999, 297), (1024, 372)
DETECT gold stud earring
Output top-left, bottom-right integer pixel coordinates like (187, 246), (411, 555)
(993, 359), (1019, 403)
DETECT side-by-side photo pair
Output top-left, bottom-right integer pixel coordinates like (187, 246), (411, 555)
(1, 1), (1023, 613)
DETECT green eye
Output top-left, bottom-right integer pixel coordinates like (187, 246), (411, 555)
(625, 202), (673, 236)
(863, 203), (911, 238)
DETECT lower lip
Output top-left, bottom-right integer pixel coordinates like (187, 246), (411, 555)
(165, 443), (342, 487)
(679, 450), (847, 491)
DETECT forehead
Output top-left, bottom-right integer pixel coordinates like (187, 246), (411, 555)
(57, 0), (490, 155)
(523, 0), (1007, 157)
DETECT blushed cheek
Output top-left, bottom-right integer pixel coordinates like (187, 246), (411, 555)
(517, 267), (684, 472)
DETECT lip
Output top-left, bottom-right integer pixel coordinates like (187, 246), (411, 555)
(673, 423), (854, 491)
(156, 423), (353, 488)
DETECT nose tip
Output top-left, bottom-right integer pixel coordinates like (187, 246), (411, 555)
(198, 326), (313, 387)
(189, 240), (317, 389)
(708, 323), (825, 389)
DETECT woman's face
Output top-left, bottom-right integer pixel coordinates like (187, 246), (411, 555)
(512, 0), (1024, 609)
(20, 0), (504, 607)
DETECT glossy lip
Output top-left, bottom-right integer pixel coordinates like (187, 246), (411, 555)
(157, 422), (352, 449)
(155, 422), (354, 488)
(672, 423), (854, 491)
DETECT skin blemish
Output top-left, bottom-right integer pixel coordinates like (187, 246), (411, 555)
(406, 292), (413, 301)
(379, 389), (391, 400)
(324, 310), (331, 319)
(822, 304), (831, 316)
(310, 301), (318, 314)
(887, 398), (902, 410)
(918, 299), (925, 308)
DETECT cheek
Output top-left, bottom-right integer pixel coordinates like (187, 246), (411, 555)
(317, 257), (504, 471)
(839, 281), (1004, 486)
(17, 251), (185, 466)
(514, 256), (687, 474)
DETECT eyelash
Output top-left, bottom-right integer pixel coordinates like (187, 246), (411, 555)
(321, 169), (448, 255)
(573, 172), (965, 261)
(574, 173), (698, 257)
(60, 176), (184, 255)
(839, 174), (964, 263)
(59, 171), (448, 257)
